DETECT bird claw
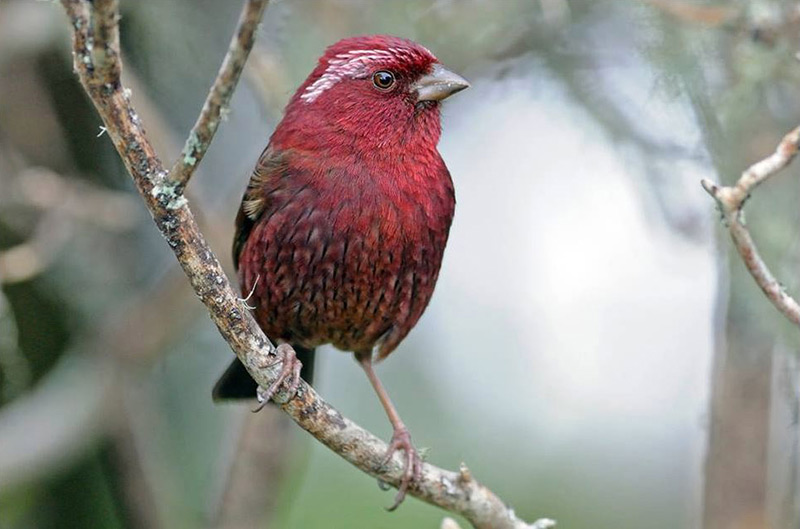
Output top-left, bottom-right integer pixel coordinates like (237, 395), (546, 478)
(378, 427), (423, 511)
(252, 343), (303, 412)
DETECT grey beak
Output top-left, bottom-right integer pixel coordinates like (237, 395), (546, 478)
(413, 63), (470, 102)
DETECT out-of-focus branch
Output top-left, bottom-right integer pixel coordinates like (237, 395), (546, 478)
(0, 167), (138, 284)
(58, 1), (551, 527)
(167, 0), (269, 189)
(244, 43), (293, 115)
(0, 209), (73, 284)
(642, 0), (738, 27)
(702, 126), (800, 328)
(0, 353), (116, 492)
(644, 0), (800, 47)
(212, 410), (291, 529)
(0, 285), (31, 400)
(6, 168), (139, 230)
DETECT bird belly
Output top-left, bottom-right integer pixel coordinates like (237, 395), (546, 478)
(239, 198), (447, 358)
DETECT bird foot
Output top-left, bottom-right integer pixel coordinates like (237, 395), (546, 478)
(379, 427), (423, 511)
(252, 343), (302, 412)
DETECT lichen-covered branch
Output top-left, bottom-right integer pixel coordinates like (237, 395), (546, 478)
(58, 1), (549, 527)
(167, 0), (269, 189)
(701, 126), (800, 328)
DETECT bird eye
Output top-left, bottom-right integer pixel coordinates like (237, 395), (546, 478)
(372, 70), (395, 90)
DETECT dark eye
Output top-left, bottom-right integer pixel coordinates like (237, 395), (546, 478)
(372, 70), (395, 90)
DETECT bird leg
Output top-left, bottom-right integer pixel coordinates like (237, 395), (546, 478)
(252, 343), (303, 412)
(355, 352), (423, 511)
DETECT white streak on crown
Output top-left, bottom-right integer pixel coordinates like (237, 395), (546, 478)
(300, 48), (395, 103)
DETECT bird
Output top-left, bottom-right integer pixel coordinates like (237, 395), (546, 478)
(213, 34), (469, 509)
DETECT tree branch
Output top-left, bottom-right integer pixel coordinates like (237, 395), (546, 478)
(0, 209), (73, 285)
(58, 1), (550, 527)
(167, 0), (269, 189)
(0, 166), (139, 285)
(701, 126), (800, 328)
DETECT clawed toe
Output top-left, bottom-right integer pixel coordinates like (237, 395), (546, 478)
(251, 343), (303, 412)
(378, 428), (422, 511)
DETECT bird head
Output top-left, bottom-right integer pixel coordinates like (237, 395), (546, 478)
(274, 35), (469, 153)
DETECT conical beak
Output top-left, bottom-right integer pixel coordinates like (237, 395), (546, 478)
(413, 63), (470, 102)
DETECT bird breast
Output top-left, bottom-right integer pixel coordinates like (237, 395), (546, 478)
(239, 161), (454, 359)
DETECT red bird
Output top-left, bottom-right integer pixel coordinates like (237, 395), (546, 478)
(214, 35), (468, 508)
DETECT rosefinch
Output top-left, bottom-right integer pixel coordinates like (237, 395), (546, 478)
(213, 35), (468, 508)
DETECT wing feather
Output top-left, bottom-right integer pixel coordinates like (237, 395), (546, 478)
(232, 146), (290, 270)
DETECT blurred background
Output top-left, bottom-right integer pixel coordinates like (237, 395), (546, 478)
(1, 0), (799, 528)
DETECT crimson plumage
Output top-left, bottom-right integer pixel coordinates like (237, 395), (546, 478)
(214, 35), (468, 508)
(237, 144), (453, 357)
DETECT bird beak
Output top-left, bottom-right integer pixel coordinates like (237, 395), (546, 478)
(413, 63), (470, 103)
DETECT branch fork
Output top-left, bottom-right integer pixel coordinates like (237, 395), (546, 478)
(701, 126), (800, 328)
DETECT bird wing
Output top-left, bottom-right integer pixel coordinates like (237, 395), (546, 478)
(232, 145), (289, 270)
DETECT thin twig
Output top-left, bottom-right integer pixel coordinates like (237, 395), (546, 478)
(167, 0), (269, 189)
(701, 126), (800, 328)
(0, 167), (139, 231)
(58, 1), (549, 527)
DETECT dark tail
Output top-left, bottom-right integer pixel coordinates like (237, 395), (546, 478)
(212, 345), (316, 401)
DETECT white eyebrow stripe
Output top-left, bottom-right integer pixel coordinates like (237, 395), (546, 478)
(300, 48), (398, 103)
